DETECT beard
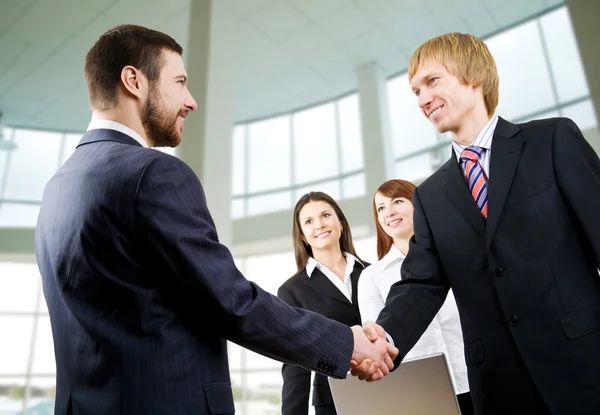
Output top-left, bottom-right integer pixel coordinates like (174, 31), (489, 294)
(141, 87), (181, 148)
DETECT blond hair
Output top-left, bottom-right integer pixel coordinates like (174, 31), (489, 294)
(408, 33), (499, 116)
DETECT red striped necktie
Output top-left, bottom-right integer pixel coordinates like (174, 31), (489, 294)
(460, 146), (488, 219)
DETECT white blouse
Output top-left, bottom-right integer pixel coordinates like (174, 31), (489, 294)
(357, 245), (470, 394)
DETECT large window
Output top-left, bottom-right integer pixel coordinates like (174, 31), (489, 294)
(0, 128), (175, 228)
(0, 262), (55, 414)
(232, 93), (366, 219)
(386, 6), (597, 184)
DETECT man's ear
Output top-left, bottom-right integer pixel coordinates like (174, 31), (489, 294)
(120, 65), (146, 99)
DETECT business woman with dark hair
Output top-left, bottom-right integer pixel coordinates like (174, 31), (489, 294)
(278, 191), (367, 415)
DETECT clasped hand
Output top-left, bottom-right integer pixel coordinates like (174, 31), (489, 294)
(349, 321), (398, 382)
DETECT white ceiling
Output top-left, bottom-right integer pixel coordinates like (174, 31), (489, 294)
(0, 0), (563, 132)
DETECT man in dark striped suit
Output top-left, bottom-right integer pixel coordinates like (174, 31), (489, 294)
(34, 24), (397, 415)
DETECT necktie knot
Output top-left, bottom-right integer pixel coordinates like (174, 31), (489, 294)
(460, 146), (484, 162)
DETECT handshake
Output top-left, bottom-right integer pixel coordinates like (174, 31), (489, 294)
(349, 321), (399, 382)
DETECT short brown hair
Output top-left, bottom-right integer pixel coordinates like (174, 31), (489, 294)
(408, 33), (499, 116)
(373, 179), (416, 260)
(84, 24), (183, 110)
(292, 192), (363, 272)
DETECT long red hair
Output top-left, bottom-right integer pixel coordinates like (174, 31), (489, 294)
(373, 179), (417, 260)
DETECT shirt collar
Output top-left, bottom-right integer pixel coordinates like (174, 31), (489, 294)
(306, 252), (365, 278)
(452, 113), (498, 161)
(380, 244), (405, 271)
(87, 119), (149, 148)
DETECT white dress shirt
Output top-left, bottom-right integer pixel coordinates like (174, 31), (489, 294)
(306, 253), (363, 302)
(452, 113), (499, 178)
(357, 245), (470, 394)
(87, 119), (149, 148)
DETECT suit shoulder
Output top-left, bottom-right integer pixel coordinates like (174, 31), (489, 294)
(515, 116), (578, 139)
(279, 269), (307, 289)
(416, 159), (450, 192)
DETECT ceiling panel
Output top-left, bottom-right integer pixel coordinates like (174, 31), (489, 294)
(0, 0), (36, 36)
(247, 0), (311, 41)
(286, 0), (350, 21)
(316, 3), (376, 44)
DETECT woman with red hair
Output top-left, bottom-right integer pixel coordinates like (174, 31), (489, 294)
(358, 179), (473, 415)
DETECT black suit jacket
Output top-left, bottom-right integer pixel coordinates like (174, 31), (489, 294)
(34, 129), (354, 415)
(277, 261), (365, 414)
(378, 117), (600, 415)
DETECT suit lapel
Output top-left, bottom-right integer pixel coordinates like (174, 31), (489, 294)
(304, 268), (351, 305)
(486, 117), (522, 248)
(439, 155), (486, 236)
(350, 262), (363, 307)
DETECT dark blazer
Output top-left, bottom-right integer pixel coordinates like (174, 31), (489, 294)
(277, 260), (366, 415)
(377, 117), (600, 415)
(34, 129), (354, 415)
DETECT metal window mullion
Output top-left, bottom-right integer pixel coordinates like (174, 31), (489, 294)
(537, 18), (562, 116)
(334, 99), (344, 198)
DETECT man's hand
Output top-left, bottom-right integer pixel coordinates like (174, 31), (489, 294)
(350, 321), (398, 381)
(350, 323), (398, 382)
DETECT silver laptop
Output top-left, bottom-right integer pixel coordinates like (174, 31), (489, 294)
(328, 353), (461, 415)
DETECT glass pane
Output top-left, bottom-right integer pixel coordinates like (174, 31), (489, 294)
(60, 133), (82, 166)
(562, 100), (598, 132)
(0, 203), (41, 228)
(230, 372), (245, 415)
(0, 377), (26, 414)
(245, 349), (281, 370)
(387, 74), (439, 158)
(0, 263), (40, 313)
(31, 317), (56, 375)
(3, 129), (61, 202)
(247, 116), (291, 193)
(293, 179), (341, 202)
(486, 21), (556, 121)
(244, 371), (283, 415)
(395, 153), (437, 183)
(338, 94), (364, 173)
(24, 377), (56, 412)
(232, 125), (246, 196)
(540, 8), (590, 103)
(0, 316), (34, 374)
(342, 173), (366, 199)
(353, 236), (378, 264)
(246, 191), (291, 217)
(227, 341), (243, 371)
(293, 103), (338, 184)
(0, 151), (8, 196)
(245, 251), (296, 296)
(231, 198), (245, 220)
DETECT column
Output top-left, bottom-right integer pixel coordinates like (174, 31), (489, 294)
(565, 0), (600, 153)
(177, 0), (237, 245)
(356, 62), (395, 197)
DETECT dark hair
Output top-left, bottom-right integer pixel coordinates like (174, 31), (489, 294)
(292, 192), (363, 271)
(373, 179), (416, 260)
(84, 24), (183, 110)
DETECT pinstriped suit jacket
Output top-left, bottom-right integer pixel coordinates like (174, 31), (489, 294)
(34, 129), (353, 415)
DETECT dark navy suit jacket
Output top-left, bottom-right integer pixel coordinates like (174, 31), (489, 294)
(378, 118), (600, 414)
(34, 129), (353, 415)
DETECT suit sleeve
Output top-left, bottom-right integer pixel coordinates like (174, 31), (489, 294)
(552, 117), (600, 267)
(278, 285), (311, 415)
(134, 155), (353, 378)
(376, 187), (450, 365)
